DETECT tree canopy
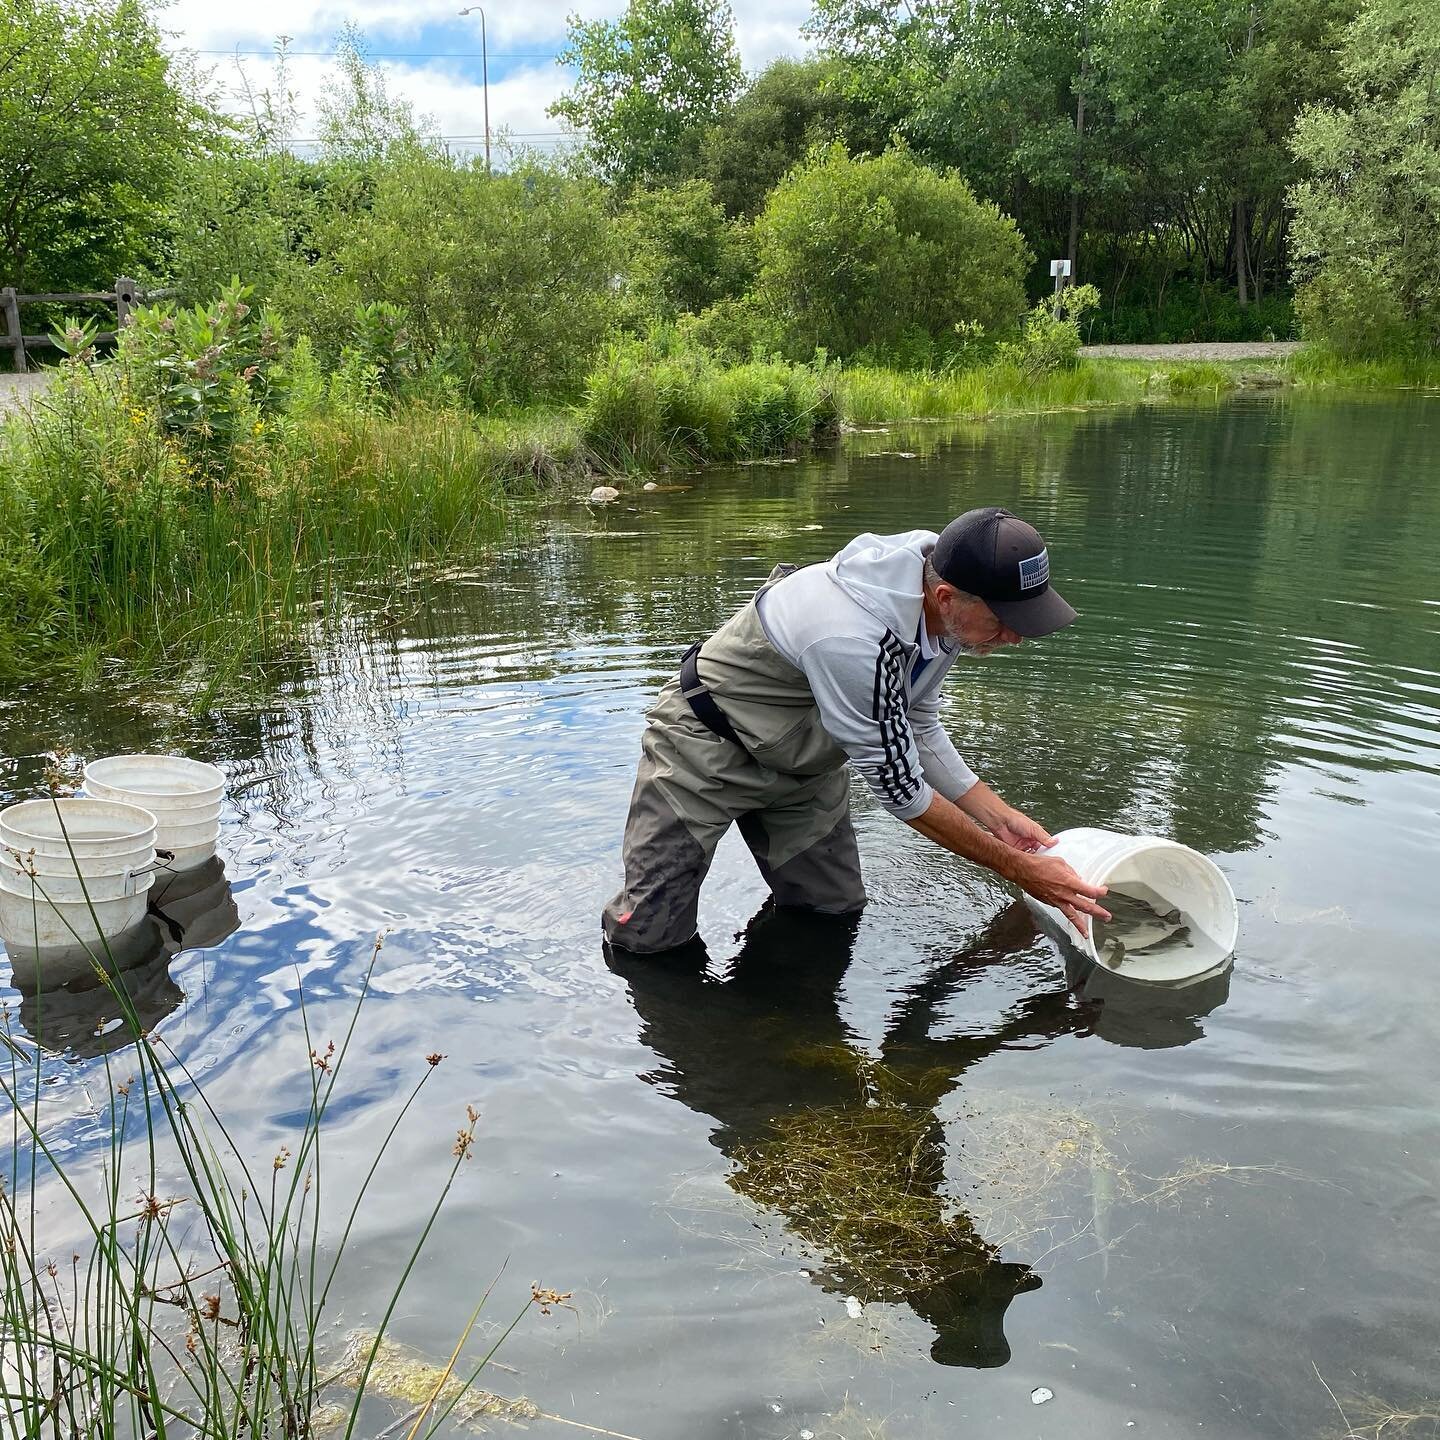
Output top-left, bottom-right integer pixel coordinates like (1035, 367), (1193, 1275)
(0, 0), (201, 290)
(549, 0), (744, 190)
(754, 146), (1031, 360)
(1289, 0), (1440, 353)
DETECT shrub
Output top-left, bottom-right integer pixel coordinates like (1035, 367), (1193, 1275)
(1292, 263), (1415, 359)
(1288, 0), (1440, 356)
(582, 335), (838, 468)
(996, 284), (1101, 376)
(118, 278), (287, 480)
(620, 179), (756, 322)
(676, 293), (783, 363)
(298, 151), (622, 404)
(753, 146), (1030, 360)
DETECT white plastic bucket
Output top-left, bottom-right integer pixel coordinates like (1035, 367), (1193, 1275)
(1023, 827), (1238, 985)
(159, 838), (221, 873)
(0, 798), (156, 858)
(0, 856), (154, 903)
(83, 755), (224, 867)
(0, 872), (155, 951)
(156, 817), (220, 850)
(1, 839), (155, 879)
(83, 754), (225, 805)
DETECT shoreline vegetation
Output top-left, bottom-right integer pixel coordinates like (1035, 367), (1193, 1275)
(1, 906), (548, 1440)
(2, 337), (1435, 701)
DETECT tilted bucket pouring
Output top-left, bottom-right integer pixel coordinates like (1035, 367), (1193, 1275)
(1023, 827), (1238, 985)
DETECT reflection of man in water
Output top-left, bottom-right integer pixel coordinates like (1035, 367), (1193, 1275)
(603, 509), (1109, 955)
(606, 903), (1096, 1367)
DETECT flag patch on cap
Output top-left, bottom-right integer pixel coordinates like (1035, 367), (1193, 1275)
(1018, 550), (1050, 591)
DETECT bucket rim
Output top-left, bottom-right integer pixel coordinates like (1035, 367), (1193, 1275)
(1, 845), (156, 877)
(0, 797), (158, 847)
(83, 754), (226, 800)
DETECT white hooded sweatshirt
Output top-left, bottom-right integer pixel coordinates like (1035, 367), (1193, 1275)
(755, 530), (979, 821)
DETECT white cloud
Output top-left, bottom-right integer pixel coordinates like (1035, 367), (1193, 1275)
(166, 0), (815, 155)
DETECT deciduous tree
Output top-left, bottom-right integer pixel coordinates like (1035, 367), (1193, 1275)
(550, 0), (743, 189)
(0, 0), (202, 290)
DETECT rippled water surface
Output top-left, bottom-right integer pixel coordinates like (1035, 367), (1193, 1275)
(6, 394), (1440, 1438)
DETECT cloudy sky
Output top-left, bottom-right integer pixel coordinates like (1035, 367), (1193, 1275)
(161, 0), (815, 159)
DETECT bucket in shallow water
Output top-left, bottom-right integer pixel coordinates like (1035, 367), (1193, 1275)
(1, 838), (155, 881)
(1023, 827), (1238, 984)
(0, 855), (154, 903)
(83, 755), (224, 870)
(0, 872), (155, 951)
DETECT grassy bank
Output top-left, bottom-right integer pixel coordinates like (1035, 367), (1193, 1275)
(0, 363), (589, 699)
(1288, 344), (1440, 390)
(0, 337), (1397, 697)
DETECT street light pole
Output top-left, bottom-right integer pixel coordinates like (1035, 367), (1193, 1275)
(457, 5), (490, 173)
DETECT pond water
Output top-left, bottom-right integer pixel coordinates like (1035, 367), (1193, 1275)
(5, 393), (1440, 1439)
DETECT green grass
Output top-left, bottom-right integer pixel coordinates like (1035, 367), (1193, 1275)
(1288, 344), (1440, 390)
(1158, 362), (1238, 394)
(828, 356), (1255, 423)
(0, 851), (534, 1440)
(0, 366), (588, 698)
(581, 341), (840, 470)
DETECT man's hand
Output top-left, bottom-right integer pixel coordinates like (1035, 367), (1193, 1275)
(989, 808), (1054, 854)
(1010, 852), (1111, 939)
(911, 784), (1112, 938)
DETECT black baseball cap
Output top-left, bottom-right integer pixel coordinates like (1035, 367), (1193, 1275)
(931, 507), (1077, 638)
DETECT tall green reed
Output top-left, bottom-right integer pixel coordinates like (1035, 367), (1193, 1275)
(581, 338), (840, 471)
(0, 797), (536, 1440)
(0, 361), (580, 699)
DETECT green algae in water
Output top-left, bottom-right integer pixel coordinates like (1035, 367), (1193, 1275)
(330, 1334), (541, 1432)
(730, 1064), (1132, 1300)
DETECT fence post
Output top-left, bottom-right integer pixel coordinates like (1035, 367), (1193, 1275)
(114, 275), (137, 330)
(2, 287), (25, 373)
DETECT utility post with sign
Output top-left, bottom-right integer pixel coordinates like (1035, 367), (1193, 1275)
(1050, 259), (1072, 317)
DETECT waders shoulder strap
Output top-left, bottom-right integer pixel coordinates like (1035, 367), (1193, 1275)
(678, 562), (801, 751)
(679, 642), (748, 751)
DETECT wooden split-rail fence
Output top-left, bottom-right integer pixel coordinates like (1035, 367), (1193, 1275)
(0, 277), (175, 372)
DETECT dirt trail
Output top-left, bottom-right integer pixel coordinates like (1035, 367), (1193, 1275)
(1079, 341), (1302, 362)
(0, 372), (51, 415)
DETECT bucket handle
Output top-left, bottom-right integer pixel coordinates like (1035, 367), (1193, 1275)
(129, 849), (176, 878)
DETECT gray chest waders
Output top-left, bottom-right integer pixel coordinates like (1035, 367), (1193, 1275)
(602, 562), (865, 953)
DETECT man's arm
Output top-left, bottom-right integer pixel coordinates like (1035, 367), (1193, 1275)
(954, 779), (1054, 853)
(906, 791), (1111, 936)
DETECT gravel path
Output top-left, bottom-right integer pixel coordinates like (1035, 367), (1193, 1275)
(0, 371), (51, 414)
(1079, 341), (1302, 361)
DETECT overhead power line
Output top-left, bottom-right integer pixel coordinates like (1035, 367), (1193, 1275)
(285, 132), (576, 144)
(190, 48), (563, 61)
